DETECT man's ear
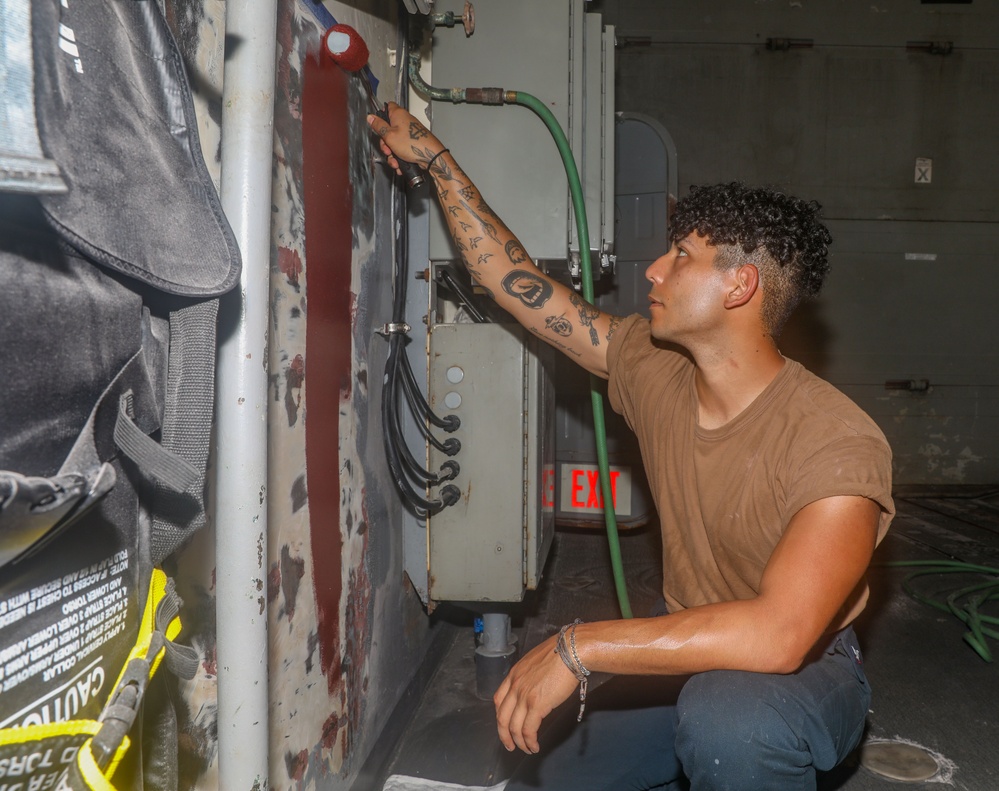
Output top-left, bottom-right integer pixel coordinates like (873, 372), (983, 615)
(723, 264), (760, 309)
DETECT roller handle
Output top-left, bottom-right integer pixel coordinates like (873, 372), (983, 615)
(373, 104), (426, 190)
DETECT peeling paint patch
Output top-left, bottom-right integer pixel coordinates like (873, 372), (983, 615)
(285, 353), (306, 425)
(285, 748), (309, 781)
(342, 559), (373, 761)
(268, 560), (281, 604)
(291, 473), (308, 512)
(280, 544), (306, 621)
(321, 710), (347, 751)
(202, 647), (217, 677)
(279, 245), (303, 290)
(305, 629), (319, 675)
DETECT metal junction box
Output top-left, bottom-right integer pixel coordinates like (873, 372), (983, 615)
(426, 323), (555, 603)
(427, 0), (615, 268)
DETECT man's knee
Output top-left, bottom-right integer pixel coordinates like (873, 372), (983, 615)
(674, 671), (808, 785)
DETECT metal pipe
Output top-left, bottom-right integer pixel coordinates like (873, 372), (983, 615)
(479, 613), (513, 655)
(215, 0), (277, 787)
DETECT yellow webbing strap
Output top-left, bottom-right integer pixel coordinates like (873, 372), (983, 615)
(0, 721), (130, 789)
(0, 569), (181, 790)
(107, 568), (182, 694)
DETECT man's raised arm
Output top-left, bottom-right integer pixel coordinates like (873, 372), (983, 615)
(367, 102), (622, 379)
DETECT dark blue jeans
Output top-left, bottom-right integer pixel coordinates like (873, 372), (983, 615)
(505, 627), (870, 791)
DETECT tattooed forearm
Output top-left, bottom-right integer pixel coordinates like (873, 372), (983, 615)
(469, 237), (483, 249)
(502, 270), (553, 309)
(505, 239), (528, 265)
(411, 146), (460, 183)
(430, 158), (455, 182)
(476, 253), (493, 266)
(544, 314), (573, 337)
(458, 199), (500, 243)
(476, 199), (498, 220)
(569, 292), (601, 346)
(607, 315), (622, 342)
(530, 326), (582, 358)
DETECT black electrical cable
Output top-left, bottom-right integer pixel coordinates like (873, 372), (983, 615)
(407, 400), (461, 456)
(390, 370), (456, 484)
(383, 336), (460, 514)
(375, 33), (460, 517)
(399, 352), (459, 432)
(382, 338), (439, 513)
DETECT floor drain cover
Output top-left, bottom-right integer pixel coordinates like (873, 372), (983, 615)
(860, 741), (941, 782)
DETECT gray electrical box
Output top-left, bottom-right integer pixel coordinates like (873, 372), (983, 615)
(427, 0), (615, 268)
(412, 0), (615, 604)
(426, 322), (555, 603)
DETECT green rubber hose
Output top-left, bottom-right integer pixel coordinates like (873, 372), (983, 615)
(882, 559), (999, 662)
(511, 91), (633, 619)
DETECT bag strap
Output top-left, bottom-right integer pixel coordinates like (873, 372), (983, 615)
(149, 299), (221, 566)
(90, 571), (197, 771)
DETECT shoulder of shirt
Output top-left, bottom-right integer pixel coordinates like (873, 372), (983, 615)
(609, 314), (691, 375)
(783, 359), (889, 446)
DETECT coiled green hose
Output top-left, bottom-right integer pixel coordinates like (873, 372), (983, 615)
(883, 559), (999, 662)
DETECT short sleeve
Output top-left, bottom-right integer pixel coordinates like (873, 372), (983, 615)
(606, 314), (648, 425)
(785, 434), (895, 544)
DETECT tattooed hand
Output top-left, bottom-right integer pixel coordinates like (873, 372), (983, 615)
(367, 102), (446, 175)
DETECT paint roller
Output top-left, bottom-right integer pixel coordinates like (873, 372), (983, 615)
(323, 24), (426, 189)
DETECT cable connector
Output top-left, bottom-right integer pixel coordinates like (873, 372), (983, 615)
(439, 484), (461, 507)
(437, 460), (460, 481)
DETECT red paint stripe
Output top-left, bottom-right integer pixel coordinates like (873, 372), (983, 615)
(302, 48), (351, 692)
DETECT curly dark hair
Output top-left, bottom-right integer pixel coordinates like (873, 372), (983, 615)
(669, 183), (832, 335)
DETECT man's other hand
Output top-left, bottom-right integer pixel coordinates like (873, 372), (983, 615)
(493, 635), (580, 754)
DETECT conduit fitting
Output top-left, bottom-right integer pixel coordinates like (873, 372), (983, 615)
(463, 87), (509, 105)
(407, 50), (464, 103)
(431, 1), (475, 36)
(407, 50), (511, 105)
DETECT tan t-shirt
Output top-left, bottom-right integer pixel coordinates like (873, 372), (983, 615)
(607, 314), (894, 630)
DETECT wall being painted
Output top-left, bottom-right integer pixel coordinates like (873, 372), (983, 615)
(164, 1), (437, 788)
(601, 0), (999, 485)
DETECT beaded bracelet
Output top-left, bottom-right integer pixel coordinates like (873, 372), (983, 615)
(554, 618), (590, 721)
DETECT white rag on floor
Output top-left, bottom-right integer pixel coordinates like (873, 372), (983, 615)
(382, 775), (508, 791)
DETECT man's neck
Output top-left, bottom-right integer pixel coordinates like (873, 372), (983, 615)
(691, 338), (786, 430)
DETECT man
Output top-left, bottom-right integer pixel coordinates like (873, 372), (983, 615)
(369, 103), (893, 790)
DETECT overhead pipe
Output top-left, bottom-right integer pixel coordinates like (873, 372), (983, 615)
(215, 0), (278, 788)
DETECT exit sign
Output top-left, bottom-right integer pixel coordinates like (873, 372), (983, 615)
(559, 464), (633, 515)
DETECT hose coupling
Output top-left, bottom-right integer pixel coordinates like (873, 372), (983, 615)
(463, 87), (507, 105)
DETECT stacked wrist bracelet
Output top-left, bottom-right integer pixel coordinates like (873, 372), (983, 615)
(554, 618), (590, 721)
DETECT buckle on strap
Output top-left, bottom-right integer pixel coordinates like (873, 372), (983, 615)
(0, 466), (115, 568)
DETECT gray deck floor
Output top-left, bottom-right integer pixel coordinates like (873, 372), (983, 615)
(376, 489), (999, 790)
